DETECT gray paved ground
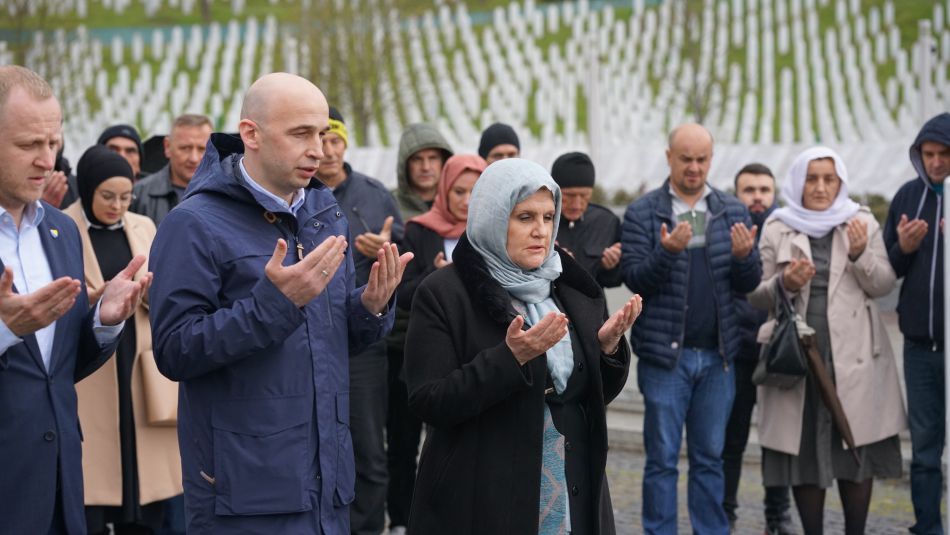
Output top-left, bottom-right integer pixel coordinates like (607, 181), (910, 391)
(606, 447), (919, 534)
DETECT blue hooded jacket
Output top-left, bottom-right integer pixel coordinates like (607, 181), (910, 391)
(621, 181), (761, 369)
(149, 134), (394, 534)
(884, 112), (950, 346)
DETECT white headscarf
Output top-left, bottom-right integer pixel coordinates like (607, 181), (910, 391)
(771, 146), (860, 238)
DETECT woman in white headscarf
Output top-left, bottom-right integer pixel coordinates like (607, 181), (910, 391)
(403, 159), (641, 534)
(748, 147), (906, 535)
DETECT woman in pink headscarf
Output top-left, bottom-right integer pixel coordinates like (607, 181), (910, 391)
(397, 154), (489, 308)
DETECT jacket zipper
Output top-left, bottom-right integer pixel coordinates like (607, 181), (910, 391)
(704, 208), (728, 372)
(675, 214), (688, 364)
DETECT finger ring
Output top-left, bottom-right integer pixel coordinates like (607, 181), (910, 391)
(321, 269), (330, 277)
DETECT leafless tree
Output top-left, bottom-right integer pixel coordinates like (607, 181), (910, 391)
(299, 0), (407, 145)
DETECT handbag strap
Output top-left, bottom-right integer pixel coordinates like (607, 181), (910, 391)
(773, 276), (795, 318)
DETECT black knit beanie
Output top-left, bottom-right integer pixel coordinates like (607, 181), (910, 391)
(551, 152), (595, 189)
(478, 123), (520, 159)
(97, 124), (144, 159)
(77, 145), (135, 226)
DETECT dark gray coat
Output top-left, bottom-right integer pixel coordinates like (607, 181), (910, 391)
(130, 164), (177, 226)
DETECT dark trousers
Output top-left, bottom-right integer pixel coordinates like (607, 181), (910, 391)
(349, 341), (389, 535)
(385, 346), (423, 528)
(905, 339), (946, 535)
(722, 358), (791, 525)
(155, 494), (185, 534)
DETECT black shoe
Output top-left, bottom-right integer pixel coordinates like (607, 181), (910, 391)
(764, 516), (796, 535)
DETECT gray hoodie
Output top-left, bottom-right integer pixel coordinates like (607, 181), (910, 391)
(394, 123), (454, 219)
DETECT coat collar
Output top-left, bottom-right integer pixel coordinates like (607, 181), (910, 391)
(452, 233), (601, 325)
(654, 178), (727, 222)
(146, 165), (175, 197)
(63, 203), (151, 292)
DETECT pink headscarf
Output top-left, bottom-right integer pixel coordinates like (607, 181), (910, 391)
(409, 154), (487, 238)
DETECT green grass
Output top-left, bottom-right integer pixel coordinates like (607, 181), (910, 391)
(8, 0), (946, 144)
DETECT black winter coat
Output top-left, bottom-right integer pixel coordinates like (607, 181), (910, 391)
(397, 222), (448, 311)
(404, 234), (629, 535)
(556, 203), (623, 288)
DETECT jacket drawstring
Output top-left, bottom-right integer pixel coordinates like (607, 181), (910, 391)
(915, 184), (941, 348)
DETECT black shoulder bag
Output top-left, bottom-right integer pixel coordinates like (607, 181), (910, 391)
(752, 279), (808, 389)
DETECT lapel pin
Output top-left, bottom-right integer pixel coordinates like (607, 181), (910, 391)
(49, 228), (59, 239)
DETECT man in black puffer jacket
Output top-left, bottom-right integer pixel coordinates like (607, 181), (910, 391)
(884, 112), (950, 535)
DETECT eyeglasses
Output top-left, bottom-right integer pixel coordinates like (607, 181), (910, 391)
(96, 191), (135, 206)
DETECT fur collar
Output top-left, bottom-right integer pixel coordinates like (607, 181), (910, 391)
(452, 233), (602, 325)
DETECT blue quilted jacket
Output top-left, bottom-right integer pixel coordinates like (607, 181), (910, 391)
(620, 181), (762, 369)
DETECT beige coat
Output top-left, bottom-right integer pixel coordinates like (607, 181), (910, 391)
(748, 208), (907, 455)
(65, 203), (182, 506)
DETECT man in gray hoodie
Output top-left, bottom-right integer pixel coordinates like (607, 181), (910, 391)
(386, 123), (453, 534)
(393, 123), (454, 220)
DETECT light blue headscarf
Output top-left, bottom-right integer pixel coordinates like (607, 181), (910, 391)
(467, 158), (574, 394)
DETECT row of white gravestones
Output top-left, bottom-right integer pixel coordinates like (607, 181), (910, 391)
(40, 0), (950, 156)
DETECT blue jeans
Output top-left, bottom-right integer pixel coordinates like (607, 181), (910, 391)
(905, 340), (946, 535)
(638, 349), (735, 535)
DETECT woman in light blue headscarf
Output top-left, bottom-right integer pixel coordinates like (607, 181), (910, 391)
(404, 158), (642, 535)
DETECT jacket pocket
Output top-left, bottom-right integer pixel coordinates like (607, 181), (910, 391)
(583, 242), (607, 260)
(212, 395), (312, 516)
(334, 391), (356, 507)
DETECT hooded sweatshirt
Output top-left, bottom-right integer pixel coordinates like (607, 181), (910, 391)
(394, 123), (454, 220)
(883, 112), (950, 346)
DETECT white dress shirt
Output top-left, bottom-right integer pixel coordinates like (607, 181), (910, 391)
(0, 202), (122, 371)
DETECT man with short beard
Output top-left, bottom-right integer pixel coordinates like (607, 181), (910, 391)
(721, 163), (793, 535)
(884, 112), (950, 535)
